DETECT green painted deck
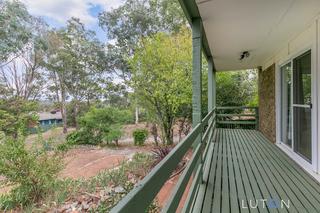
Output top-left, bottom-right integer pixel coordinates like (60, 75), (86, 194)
(191, 128), (320, 213)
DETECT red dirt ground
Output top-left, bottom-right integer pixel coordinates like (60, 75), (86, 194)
(1, 123), (191, 209)
(156, 174), (192, 212)
(60, 146), (147, 179)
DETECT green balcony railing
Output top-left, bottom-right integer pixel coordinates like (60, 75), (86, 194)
(216, 106), (259, 130)
(110, 108), (216, 213)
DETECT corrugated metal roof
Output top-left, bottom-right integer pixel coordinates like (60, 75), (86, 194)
(38, 111), (62, 121)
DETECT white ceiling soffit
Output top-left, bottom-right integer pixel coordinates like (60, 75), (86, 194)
(196, 0), (320, 71)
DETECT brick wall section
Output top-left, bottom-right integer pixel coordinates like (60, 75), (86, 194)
(258, 64), (276, 143)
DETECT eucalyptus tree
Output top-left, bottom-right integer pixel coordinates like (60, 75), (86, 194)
(0, 0), (48, 101)
(62, 18), (107, 128)
(0, 0), (49, 137)
(44, 18), (107, 131)
(99, 0), (186, 52)
(0, 20), (48, 101)
(43, 30), (69, 133)
(0, 0), (34, 66)
(99, 0), (187, 123)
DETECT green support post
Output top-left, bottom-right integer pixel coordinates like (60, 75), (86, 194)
(255, 107), (259, 130)
(207, 56), (216, 137)
(192, 18), (203, 149)
(208, 57), (216, 112)
(208, 58), (213, 112)
(204, 57), (216, 182)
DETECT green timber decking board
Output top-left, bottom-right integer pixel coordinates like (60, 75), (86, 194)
(191, 129), (320, 213)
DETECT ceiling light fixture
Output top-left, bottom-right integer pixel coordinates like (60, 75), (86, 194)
(239, 51), (250, 61)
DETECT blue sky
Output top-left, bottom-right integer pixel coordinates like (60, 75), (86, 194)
(22, 0), (123, 43)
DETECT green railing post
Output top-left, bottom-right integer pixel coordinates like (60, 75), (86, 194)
(205, 57), (215, 182)
(192, 17), (202, 150)
(255, 107), (259, 130)
(110, 109), (216, 213)
(216, 106), (259, 129)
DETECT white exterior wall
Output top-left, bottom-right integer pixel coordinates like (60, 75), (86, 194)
(261, 17), (320, 179)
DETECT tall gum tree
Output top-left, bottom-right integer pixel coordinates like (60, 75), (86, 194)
(99, 0), (187, 124)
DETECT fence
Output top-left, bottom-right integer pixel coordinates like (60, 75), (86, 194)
(216, 106), (259, 130)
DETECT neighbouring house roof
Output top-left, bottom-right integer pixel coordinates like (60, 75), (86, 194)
(38, 111), (62, 121)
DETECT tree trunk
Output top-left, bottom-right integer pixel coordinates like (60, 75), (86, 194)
(74, 101), (80, 130)
(60, 83), (68, 134)
(61, 91), (68, 134)
(164, 128), (173, 145)
(178, 119), (184, 142)
(135, 106), (139, 124)
(162, 122), (173, 145)
(151, 123), (158, 146)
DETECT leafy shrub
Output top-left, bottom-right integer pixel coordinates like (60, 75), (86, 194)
(127, 152), (153, 177)
(56, 143), (70, 152)
(151, 146), (172, 167)
(68, 107), (130, 145)
(57, 131), (86, 151)
(118, 109), (135, 124)
(0, 136), (62, 210)
(0, 151), (156, 212)
(65, 130), (93, 145)
(104, 124), (122, 146)
(133, 129), (148, 146)
(0, 99), (38, 137)
(89, 153), (156, 211)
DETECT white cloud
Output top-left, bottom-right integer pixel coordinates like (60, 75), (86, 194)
(22, 0), (123, 25)
(90, 0), (123, 10)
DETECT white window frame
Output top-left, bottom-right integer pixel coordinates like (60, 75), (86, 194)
(275, 38), (319, 181)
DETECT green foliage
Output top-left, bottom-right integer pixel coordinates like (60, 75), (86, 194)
(67, 107), (132, 145)
(130, 29), (192, 145)
(79, 107), (127, 144)
(216, 70), (258, 107)
(104, 125), (122, 145)
(133, 129), (149, 146)
(45, 18), (107, 97)
(26, 153), (154, 212)
(0, 1), (48, 103)
(103, 82), (130, 107)
(99, 0), (187, 81)
(56, 135), (77, 152)
(0, 99), (38, 137)
(89, 153), (156, 211)
(65, 129), (99, 146)
(0, 0), (33, 63)
(66, 101), (90, 127)
(99, 0), (186, 50)
(56, 143), (70, 152)
(58, 18), (107, 105)
(0, 136), (62, 209)
(43, 18), (109, 131)
(65, 131), (85, 145)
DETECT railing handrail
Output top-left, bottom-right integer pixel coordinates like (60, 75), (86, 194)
(216, 106), (259, 130)
(217, 113), (256, 117)
(216, 106), (258, 110)
(111, 108), (216, 213)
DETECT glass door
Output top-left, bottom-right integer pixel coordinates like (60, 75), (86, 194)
(280, 50), (312, 163)
(280, 62), (292, 147)
(292, 50), (312, 162)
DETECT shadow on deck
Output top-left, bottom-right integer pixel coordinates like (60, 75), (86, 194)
(191, 128), (320, 213)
